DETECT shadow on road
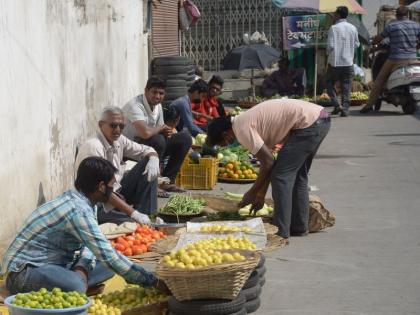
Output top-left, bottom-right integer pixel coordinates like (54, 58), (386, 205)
(315, 154), (375, 159)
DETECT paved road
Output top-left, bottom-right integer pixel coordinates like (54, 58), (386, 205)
(255, 105), (420, 315)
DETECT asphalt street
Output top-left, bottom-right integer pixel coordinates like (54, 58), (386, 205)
(254, 104), (420, 315)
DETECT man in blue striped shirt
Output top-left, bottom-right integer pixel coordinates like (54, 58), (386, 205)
(361, 6), (420, 113)
(1, 157), (160, 294)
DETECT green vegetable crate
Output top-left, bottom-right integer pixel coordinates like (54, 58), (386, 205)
(175, 157), (218, 189)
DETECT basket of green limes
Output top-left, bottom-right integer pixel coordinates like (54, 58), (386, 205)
(5, 288), (91, 315)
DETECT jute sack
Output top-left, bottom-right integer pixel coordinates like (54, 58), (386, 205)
(308, 195), (335, 232)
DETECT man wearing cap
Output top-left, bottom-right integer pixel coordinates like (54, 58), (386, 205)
(206, 99), (330, 240)
(360, 6), (420, 113)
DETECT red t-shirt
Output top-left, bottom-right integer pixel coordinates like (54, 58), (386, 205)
(192, 97), (220, 126)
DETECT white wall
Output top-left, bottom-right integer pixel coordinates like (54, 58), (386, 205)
(0, 0), (149, 247)
(363, 0), (399, 35)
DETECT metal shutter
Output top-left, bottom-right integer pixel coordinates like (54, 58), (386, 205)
(152, 0), (180, 57)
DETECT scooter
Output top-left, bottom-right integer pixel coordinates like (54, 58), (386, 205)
(371, 44), (420, 114)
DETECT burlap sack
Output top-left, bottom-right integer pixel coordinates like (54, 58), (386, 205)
(308, 195), (335, 232)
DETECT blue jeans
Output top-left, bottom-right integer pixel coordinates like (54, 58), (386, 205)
(6, 262), (114, 294)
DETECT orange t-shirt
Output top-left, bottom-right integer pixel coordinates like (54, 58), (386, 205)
(232, 99), (322, 155)
(192, 97), (220, 126)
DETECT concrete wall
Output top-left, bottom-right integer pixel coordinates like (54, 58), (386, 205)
(0, 0), (149, 247)
(363, 0), (399, 35)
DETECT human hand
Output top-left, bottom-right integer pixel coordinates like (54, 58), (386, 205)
(131, 210), (152, 225)
(160, 125), (173, 138)
(143, 156), (160, 182)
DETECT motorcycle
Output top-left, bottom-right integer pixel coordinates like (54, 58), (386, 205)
(370, 43), (420, 114)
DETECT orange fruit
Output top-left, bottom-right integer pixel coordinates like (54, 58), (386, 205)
(236, 170), (242, 175)
(233, 174), (239, 179)
(221, 173), (228, 178)
(226, 163), (234, 170)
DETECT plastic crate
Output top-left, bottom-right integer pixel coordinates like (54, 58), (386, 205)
(175, 157), (218, 189)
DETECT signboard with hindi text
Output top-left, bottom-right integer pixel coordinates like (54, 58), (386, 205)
(282, 14), (333, 50)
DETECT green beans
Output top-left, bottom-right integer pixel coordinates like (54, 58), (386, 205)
(159, 194), (205, 215)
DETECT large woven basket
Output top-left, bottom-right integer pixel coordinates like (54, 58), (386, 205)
(156, 250), (260, 301)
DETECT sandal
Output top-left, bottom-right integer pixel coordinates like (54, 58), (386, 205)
(158, 188), (170, 198)
(160, 183), (186, 193)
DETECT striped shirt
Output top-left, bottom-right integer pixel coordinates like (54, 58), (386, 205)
(327, 19), (360, 67)
(0, 190), (157, 287)
(381, 19), (420, 60)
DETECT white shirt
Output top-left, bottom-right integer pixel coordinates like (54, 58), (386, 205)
(75, 130), (156, 191)
(122, 94), (164, 140)
(327, 19), (360, 67)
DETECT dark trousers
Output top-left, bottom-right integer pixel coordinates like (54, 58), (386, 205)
(97, 158), (157, 225)
(136, 132), (192, 183)
(271, 118), (330, 238)
(326, 65), (354, 112)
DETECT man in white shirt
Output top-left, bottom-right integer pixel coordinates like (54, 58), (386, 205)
(75, 107), (159, 225)
(326, 6), (359, 117)
(123, 77), (191, 196)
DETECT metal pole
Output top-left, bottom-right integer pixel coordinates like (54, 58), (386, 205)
(313, 14), (320, 103)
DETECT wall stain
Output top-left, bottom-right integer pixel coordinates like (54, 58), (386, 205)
(73, 0), (88, 25)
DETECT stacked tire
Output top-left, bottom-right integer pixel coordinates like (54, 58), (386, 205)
(151, 56), (196, 106)
(167, 255), (266, 315)
(240, 254), (265, 314)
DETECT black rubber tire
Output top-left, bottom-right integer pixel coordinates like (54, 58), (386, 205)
(256, 265), (266, 278)
(241, 284), (262, 301)
(165, 79), (188, 88)
(156, 73), (190, 81)
(168, 294), (246, 315)
(259, 277), (266, 287)
(153, 56), (192, 66)
(165, 87), (188, 94)
(402, 100), (418, 115)
(256, 254), (265, 268)
(168, 308), (247, 315)
(243, 270), (259, 289)
(245, 297), (261, 314)
(153, 65), (195, 75)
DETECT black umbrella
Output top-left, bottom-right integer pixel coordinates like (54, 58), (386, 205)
(223, 44), (281, 71)
(223, 44), (281, 99)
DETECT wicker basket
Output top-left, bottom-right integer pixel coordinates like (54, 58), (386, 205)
(156, 250), (260, 301)
(350, 99), (368, 106)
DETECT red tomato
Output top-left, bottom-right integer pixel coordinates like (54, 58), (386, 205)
(152, 231), (161, 239)
(132, 245), (144, 255)
(139, 244), (148, 253)
(123, 248), (133, 256)
(114, 243), (125, 251)
(133, 239), (142, 246)
(127, 240), (134, 247)
(126, 235), (136, 242)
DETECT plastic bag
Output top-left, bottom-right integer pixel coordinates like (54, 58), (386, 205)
(179, 6), (190, 31)
(184, 0), (201, 26)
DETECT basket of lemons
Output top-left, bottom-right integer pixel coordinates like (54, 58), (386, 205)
(156, 237), (260, 301)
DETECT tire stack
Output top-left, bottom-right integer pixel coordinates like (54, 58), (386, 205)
(151, 56), (196, 107)
(167, 255), (266, 315)
(240, 254), (266, 314)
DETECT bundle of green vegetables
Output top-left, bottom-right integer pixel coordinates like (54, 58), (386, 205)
(217, 145), (251, 164)
(159, 194), (205, 216)
(224, 192), (274, 217)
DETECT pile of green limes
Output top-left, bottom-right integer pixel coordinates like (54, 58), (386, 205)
(12, 287), (88, 309)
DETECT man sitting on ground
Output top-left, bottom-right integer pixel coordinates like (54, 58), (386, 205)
(122, 77), (191, 197)
(75, 106), (159, 225)
(170, 79), (208, 136)
(262, 58), (306, 97)
(2, 157), (161, 294)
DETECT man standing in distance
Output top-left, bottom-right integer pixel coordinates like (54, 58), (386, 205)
(326, 6), (359, 117)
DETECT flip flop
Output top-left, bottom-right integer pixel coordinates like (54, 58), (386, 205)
(158, 188), (170, 198)
(161, 184), (186, 193)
